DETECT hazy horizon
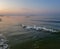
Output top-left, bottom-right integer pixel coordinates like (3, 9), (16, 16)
(0, 0), (60, 16)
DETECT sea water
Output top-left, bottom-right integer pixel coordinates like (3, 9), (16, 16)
(0, 16), (60, 44)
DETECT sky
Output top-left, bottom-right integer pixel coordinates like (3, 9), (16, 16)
(0, 0), (60, 16)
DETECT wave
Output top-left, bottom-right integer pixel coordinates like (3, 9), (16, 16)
(31, 20), (60, 23)
(20, 24), (58, 32)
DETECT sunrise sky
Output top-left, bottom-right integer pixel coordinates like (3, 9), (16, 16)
(0, 0), (60, 16)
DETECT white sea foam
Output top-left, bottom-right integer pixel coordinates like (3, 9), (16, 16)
(20, 24), (57, 32)
(0, 34), (8, 49)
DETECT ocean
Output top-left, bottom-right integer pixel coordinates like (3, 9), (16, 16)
(0, 16), (60, 45)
